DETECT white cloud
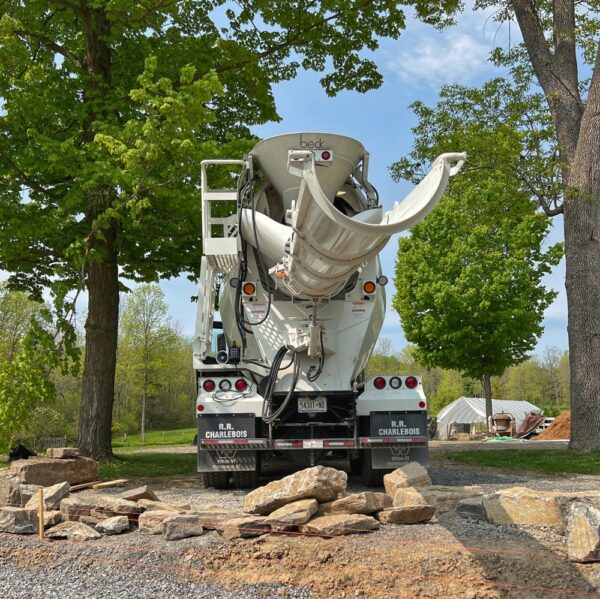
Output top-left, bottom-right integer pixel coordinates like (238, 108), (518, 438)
(386, 29), (491, 89)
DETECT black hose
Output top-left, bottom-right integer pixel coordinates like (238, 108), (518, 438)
(261, 345), (300, 424)
(307, 329), (325, 382)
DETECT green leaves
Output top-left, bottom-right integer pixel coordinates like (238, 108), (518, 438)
(391, 81), (562, 381)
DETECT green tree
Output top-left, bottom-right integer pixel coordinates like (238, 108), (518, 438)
(0, 0), (431, 459)
(118, 284), (171, 443)
(392, 110), (562, 429)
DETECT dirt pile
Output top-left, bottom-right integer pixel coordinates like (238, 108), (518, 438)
(535, 412), (571, 440)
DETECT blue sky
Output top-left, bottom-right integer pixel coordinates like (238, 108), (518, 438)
(162, 4), (568, 357)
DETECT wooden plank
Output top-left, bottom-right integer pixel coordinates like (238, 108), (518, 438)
(91, 479), (129, 490)
(70, 481), (102, 492)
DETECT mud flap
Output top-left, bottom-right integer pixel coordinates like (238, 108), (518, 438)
(370, 411), (429, 469)
(197, 414), (256, 472)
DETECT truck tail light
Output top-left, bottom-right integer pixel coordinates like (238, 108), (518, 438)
(405, 376), (418, 389)
(197, 404), (205, 412)
(235, 379), (248, 392)
(373, 377), (386, 390)
(202, 379), (216, 392)
(419, 401), (426, 409)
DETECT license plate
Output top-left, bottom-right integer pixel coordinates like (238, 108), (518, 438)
(298, 398), (327, 413)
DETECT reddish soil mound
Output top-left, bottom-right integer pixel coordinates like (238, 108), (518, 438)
(535, 411), (571, 440)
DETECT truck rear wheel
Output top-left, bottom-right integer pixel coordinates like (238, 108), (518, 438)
(202, 471), (230, 489)
(231, 470), (259, 489)
(360, 450), (386, 488)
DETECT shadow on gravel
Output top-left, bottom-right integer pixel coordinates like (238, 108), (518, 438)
(437, 494), (599, 598)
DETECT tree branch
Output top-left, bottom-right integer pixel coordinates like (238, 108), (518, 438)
(14, 29), (82, 69)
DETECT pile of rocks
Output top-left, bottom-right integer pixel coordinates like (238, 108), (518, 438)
(456, 485), (600, 563)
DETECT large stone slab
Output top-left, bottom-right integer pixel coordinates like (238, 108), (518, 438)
(10, 457), (99, 486)
(95, 495), (144, 517)
(18, 484), (43, 507)
(46, 521), (101, 541)
(164, 515), (205, 541)
(119, 485), (158, 503)
(43, 511), (62, 529)
(222, 516), (270, 539)
(188, 509), (244, 530)
(60, 496), (97, 521)
(300, 514), (380, 536)
(25, 481), (70, 511)
(376, 505), (435, 525)
(244, 466), (347, 515)
(137, 499), (190, 513)
(483, 487), (564, 527)
(383, 463), (431, 499)
(96, 516), (130, 535)
(46, 448), (80, 459)
(264, 499), (318, 530)
(138, 510), (173, 534)
(567, 501), (600, 562)
(0, 507), (38, 534)
(320, 492), (391, 516)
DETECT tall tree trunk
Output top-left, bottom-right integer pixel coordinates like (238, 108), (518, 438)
(482, 373), (493, 433)
(563, 66), (600, 452)
(77, 7), (117, 459)
(78, 223), (119, 459)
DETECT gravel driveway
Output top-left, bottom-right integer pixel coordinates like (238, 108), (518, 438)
(1, 456), (599, 599)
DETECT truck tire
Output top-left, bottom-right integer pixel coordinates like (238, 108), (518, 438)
(202, 471), (230, 489)
(360, 450), (385, 488)
(231, 470), (259, 489)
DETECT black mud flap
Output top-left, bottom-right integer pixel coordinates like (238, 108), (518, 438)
(370, 411), (429, 469)
(197, 414), (256, 472)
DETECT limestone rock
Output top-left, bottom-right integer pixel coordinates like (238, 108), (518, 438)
(96, 515), (130, 535)
(137, 498), (189, 513)
(164, 515), (205, 541)
(376, 505), (435, 525)
(10, 457), (99, 486)
(264, 499), (318, 530)
(46, 448), (80, 459)
(60, 496), (97, 521)
(95, 495), (144, 517)
(25, 481), (70, 511)
(567, 501), (600, 562)
(43, 511), (62, 529)
(483, 487), (563, 527)
(300, 513), (380, 536)
(394, 485), (483, 511)
(222, 515), (270, 539)
(138, 510), (173, 534)
(18, 484), (43, 506)
(319, 492), (391, 516)
(90, 508), (111, 521)
(456, 497), (487, 521)
(46, 521), (100, 540)
(244, 466), (347, 515)
(0, 506), (37, 534)
(188, 509), (244, 530)
(383, 463), (431, 498)
(0, 475), (21, 508)
(119, 485), (158, 503)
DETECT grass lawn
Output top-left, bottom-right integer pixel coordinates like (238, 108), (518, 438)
(100, 452), (197, 480)
(446, 449), (600, 475)
(111, 427), (195, 448)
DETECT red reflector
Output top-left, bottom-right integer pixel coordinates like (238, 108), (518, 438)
(405, 376), (418, 389)
(202, 379), (216, 392)
(373, 377), (386, 390)
(197, 404), (205, 412)
(419, 400), (426, 409)
(235, 379), (248, 392)
(321, 150), (331, 160)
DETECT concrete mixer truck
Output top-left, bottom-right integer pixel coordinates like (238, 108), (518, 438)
(193, 133), (465, 489)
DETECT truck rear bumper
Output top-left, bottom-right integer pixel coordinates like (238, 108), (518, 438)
(197, 436), (427, 450)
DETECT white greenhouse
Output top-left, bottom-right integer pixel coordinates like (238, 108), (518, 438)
(435, 397), (542, 439)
